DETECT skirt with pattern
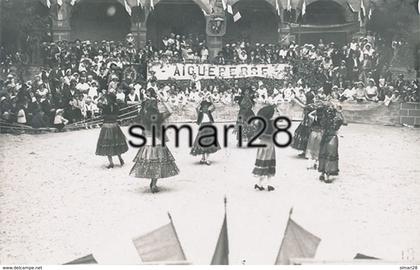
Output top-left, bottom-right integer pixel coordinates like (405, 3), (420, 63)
(190, 123), (221, 156)
(95, 123), (129, 156)
(305, 129), (323, 160)
(252, 140), (276, 177)
(291, 123), (311, 151)
(130, 145), (179, 179)
(318, 134), (339, 175)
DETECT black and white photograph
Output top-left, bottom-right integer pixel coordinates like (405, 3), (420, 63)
(0, 0), (420, 267)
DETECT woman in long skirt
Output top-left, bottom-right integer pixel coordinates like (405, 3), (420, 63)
(318, 106), (344, 183)
(252, 105), (276, 192)
(234, 88), (255, 146)
(190, 97), (221, 165)
(129, 89), (179, 193)
(291, 100), (314, 157)
(305, 105), (325, 169)
(96, 93), (128, 168)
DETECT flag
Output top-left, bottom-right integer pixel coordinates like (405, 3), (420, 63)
(275, 211), (321, 265)
(418, 0), (420, 15)
(64, 254), (98, 265)
(221, 0), (227, 11)
(354, 253), (379, 260)
(287, 0), (292, 11)
(347, 1), (355, 13)
(211, 198), (229, 265)
(46, 0), (51, 8)
(150, 0), (154, 10)
(57, 0), (63, 7)
(227, 4), (233, 15)
(275, 0), (281, 17)
(133, 214), (187, 263)
(233, 11), (241, 22)
(137, 0), (142, 7)
(368, 7), (372, 20)
(301, 0), (306, 16)
(70, 0), (77, 6)
(360, 0), (366, 18)
(124, 0), (132, 15)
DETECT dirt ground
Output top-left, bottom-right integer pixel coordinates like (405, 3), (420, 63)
(1, 123), (419, 265)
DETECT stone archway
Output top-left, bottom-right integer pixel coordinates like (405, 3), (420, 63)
(146, 0), (206, 49)
(304, 0), (347, 25)
(224, 0), (278, 44)
(70, 0), (131, 41)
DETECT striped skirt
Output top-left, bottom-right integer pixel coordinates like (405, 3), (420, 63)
(305, 129), (323, 160)
(130, 145), (180, 179)
(95, 123), (129, 156)
(318, 134), (339, 176)
(252, 140), (276, 177)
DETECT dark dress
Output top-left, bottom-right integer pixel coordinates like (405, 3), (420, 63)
(235, 94), (256, 141)
(318, 111), (344, 176)
(95, 103), (129, 156)
(190, 101), (221, 156)
(291, 107), (312, 151)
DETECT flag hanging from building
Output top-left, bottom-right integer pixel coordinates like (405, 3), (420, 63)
(301, 0), (306, 16)
(132, 214), (187, 263)
(64, 254), (98, 265)
(70, 0), (77, 6)
(124, 0), (132, 15)
(150, 0), (154, 10)
(287, 0), (292, 11)
(45, 0), (51, 8)
(274, 210), (321, 265)
(418, 0), (420, 15)
(57, 0), (63, 7)
(211, 198), (229, 265)
(347, 1), (355, 13)
(137, 0), (142, 7)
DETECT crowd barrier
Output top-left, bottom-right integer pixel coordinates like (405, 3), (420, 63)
(1, 101), (416, 135)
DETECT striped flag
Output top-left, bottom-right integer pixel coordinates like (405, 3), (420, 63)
(233, 11), (241, 22)
(124, 0), (132, 16)
(418, 0), (420, 15)
(347, 1), (355, 12)
(221, 0), (227, 11)
(275, 209), (321, 265)
(211, 197), (229, 265)
(132, 213), (187, 263)
(302, 0), (306, 16)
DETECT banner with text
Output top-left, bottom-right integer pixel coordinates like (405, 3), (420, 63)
(148, 63), (290, 80)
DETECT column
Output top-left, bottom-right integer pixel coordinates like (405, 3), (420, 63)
(50, 3), (71, 41)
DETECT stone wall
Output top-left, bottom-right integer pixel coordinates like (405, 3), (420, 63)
(400, 103), (420, 127)
(168, 102), (402, 126)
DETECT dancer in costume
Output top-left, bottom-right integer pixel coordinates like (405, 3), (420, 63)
(190, 95), (221, 165)
(291, 96), (314, 158)
(252, 105), (276, 192)
(318, 105), (344, 183)
(234, 87), (255, 147)
(305, 103), (325, 170)
(129, 88), (179, 193)
(95, 92), (128, 168)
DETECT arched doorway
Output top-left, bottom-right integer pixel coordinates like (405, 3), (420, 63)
(298, 0), (349, 45)
(224, 0), (278, 44)
(304, 0), (346, 25)
(146, 0), (206, 49)
(70, 0), (131, 41)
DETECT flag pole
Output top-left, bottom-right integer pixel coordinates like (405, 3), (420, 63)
(274, 207), (294, 264)
(167, 212), (187, 260)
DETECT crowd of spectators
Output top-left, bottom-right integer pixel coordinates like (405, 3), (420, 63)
(0, 31), (419, 131)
